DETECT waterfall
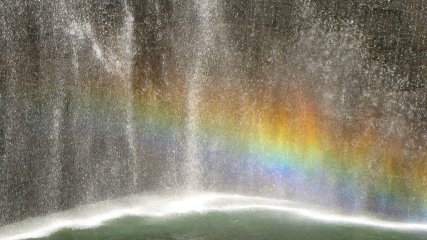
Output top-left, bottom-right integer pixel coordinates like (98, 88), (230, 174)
(120, 0), (138, 189)
(184, 0), (220, 191)
(1, 0), (426, 227)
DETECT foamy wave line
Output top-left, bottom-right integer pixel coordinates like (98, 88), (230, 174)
(1, 192), (426, 240)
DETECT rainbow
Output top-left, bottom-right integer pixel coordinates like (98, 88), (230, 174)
(80, 72), (427, 221)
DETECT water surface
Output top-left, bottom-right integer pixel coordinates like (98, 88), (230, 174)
(1, 193), (426, 240)
(34, 211), (426, 240)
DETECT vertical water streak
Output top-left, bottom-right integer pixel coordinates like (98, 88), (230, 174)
(68, 14), (96, 203)
(2, 21), (19, 222)
(0, 3), (6, 222)
(121, 0), (138, 190)
(184, 0), (219, 191)
(42, 0), (71, 211)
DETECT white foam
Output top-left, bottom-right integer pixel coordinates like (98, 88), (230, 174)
(0, 192), (426, 240)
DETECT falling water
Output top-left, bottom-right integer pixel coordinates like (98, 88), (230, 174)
(119, 0), (138, 189)
(1, 0), (426, 230)
(184, 0), (220, 191)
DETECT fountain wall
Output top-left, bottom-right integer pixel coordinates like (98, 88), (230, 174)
(0, 0), (425, 225)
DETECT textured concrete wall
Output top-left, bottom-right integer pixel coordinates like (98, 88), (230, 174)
(0, 0), (425, 225)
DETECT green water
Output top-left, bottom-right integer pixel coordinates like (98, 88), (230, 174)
(32, 211), (426, 240)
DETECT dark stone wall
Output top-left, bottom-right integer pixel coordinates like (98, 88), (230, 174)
(0, 0), (425, 226)
(287, 0), (425, 91)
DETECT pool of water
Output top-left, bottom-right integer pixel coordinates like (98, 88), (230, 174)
(1, 193), (426, 240)
(35, 212), (427, 240)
